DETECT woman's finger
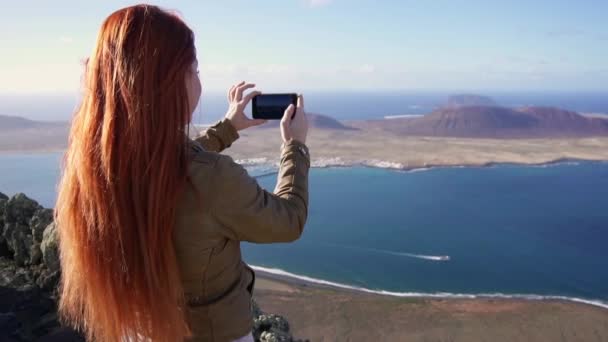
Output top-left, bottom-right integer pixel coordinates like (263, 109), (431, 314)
(241, 90), (262, 105)
(227, 84), (236, 102)
(229, 81), (245, 101)
(235, 83), (255, 101)
(297, 94), (304, 110)
(281, 104), (295, 125)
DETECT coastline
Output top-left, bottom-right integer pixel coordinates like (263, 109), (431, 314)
(241, 156), (608, 175)
(251, 265), (608, 311)
(253, 266), (608, 342)
(2, 148), (607, 177)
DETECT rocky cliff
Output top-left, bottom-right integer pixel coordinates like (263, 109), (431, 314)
(0, 191), (303, 342)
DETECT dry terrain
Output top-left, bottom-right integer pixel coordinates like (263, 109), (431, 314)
(3, 112), (608, 172)
(222, 126), (608, 169)
(254, 274), (608, 342)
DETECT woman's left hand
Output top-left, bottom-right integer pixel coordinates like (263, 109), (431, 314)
(224, 81), (267, 131)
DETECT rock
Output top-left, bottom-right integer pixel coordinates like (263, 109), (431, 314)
(2, 194), (42, 266)
(29, 209), (54, 265)
(4, 193), (41, 225)
(0, 193), (9, 258)
(0, 284), (70, 341)
(41, 223), (60, 274)
(36, 268), (60, 291)
(3, 222), (33, 266)
(252, 300), (307, 342)
(31, 208), (53, 243)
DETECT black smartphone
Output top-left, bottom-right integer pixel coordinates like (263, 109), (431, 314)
(252, 93), (297, 120)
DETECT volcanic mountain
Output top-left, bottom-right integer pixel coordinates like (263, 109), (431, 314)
(354, 105), (608, 138)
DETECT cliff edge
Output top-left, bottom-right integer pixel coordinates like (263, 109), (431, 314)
(0, 191), (304, 342)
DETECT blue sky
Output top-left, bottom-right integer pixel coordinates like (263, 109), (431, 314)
(1, 0), (607, 94)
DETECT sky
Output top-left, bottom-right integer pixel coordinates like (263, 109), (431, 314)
(1, 0), (607, 94)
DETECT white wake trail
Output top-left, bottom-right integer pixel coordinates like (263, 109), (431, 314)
(323, 242), (450, 262)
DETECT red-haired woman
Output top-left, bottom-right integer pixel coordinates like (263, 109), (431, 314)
(55, 4), (309, 342)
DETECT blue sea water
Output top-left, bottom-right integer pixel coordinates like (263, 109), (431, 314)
(2, 91), (607, 123)
(1, 154), (607, 306)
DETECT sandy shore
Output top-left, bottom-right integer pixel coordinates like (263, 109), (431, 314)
(253, 270), (608, 342)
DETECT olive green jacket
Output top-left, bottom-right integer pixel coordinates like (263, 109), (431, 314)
(175, 119), (310, 342)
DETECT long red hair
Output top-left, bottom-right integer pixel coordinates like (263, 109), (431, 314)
(56, 5), (195, 341)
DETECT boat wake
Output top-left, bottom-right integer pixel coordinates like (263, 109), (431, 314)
(250, 265), (608, 310)
(322, 242), (450, 262)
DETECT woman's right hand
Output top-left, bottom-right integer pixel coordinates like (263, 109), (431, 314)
(281, 95), (308, 144)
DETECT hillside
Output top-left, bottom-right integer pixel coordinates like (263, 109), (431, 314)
(352, 106), (608, 138)
(0, 115), (69, 151)
(0, 115), (66, 132)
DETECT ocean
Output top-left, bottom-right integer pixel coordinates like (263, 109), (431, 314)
(2, 91), (607, 123)
(1, 153), (607, 308)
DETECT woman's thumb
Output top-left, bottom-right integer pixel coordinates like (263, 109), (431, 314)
(281, 104), (295, 124)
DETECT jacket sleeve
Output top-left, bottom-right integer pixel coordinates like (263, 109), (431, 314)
(211, 139), (310, 243)
(194, 118), (240, 153)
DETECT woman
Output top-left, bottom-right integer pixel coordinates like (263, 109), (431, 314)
(55, 4), (309, 342)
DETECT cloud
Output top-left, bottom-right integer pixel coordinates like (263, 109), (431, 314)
(545, 29), (608, 41)
(59, 36), (74, 44)
(304, 0), (332, 8)
(546, 29), (585, 38)
(356, 64), (376, 73)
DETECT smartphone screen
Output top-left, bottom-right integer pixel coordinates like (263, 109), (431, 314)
(252, 93), (297, 120)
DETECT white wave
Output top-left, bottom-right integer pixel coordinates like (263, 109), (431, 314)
(250, 265), (608, 310)
(311, 157), (349, 168)
(361, 159), (405, 169)
(323, 242), (449, 262)
(235, 157), (271, 166)
(383, 114), (424, 119)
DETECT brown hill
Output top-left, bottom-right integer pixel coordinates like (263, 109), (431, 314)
(255, 113), (357, 130)
(355, 106), (608, 138)
(0, 115), (66, 132)
(0, 115), (69, 151)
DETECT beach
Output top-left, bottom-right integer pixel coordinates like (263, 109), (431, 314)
(253, 270), (608, 342)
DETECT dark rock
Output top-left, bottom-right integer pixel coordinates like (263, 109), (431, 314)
(3, 222), (33, 267)
(3, 194), (43, 266)
(36, 269), (60, 292)
(4, 193), (41, 226)
(41, 223), (59, 274)
(252, 299), (307, 342)
(29, 209), (53, 264)
(0, 195), (9, 258)
(37, 327), (85, 342)
(30, 208), (53, 243)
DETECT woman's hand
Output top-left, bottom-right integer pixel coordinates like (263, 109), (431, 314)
(224, 81), (267, 131)
(281, 95), (308, 144)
